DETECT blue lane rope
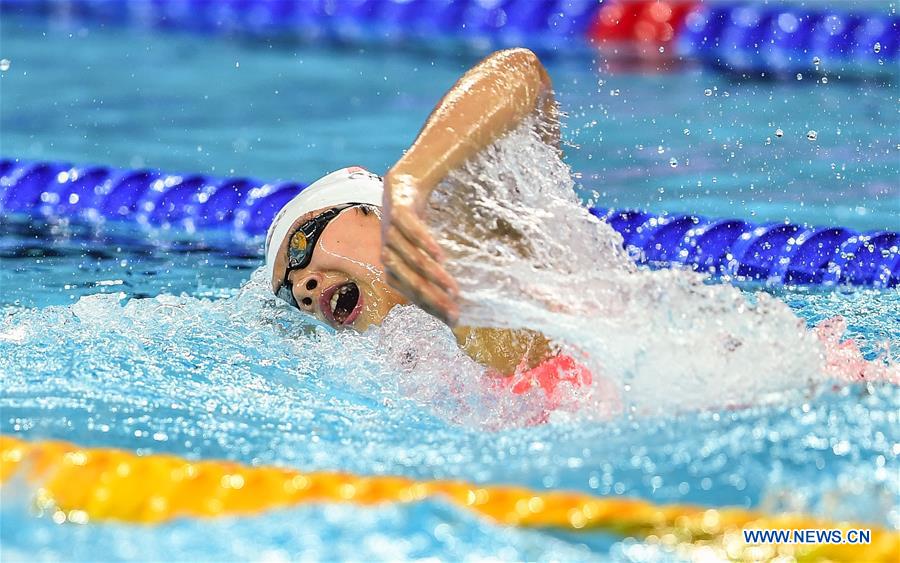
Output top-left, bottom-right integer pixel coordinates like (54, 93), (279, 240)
(2, 1), (895, 74)
(678, 4), (898, 76)
(1, 158), (897, 288)
(0, 0), (601, 55)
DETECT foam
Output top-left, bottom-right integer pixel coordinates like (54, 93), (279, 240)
(426, 116), (839, 415)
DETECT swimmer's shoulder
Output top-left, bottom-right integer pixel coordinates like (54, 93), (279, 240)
(452, 326), (557, 375)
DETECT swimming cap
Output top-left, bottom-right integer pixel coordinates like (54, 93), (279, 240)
(264, 166), (384, 290)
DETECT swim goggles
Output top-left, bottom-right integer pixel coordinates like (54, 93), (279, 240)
(276, 203), (363, 309)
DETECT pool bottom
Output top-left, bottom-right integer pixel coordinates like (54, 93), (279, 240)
(0, 496), (604, 562)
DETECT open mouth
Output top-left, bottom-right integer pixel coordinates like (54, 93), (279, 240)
(320, 282), (362, 327)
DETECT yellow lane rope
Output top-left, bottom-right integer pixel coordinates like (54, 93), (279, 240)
(2, 435), (897, 561)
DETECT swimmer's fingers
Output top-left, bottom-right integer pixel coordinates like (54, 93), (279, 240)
(382, 184), (458, 323)
(388, 205), (445, 263)
(384, 249), (459, 326)
(384, 224), (459, 297)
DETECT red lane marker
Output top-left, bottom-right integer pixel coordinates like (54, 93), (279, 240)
(587, 0), (699, 45)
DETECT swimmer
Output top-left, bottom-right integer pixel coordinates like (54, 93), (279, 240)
(266, 48), (570, 381)
(265, 48), (896, 399)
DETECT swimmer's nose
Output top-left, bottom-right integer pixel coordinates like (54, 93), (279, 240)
(294, 274), (323, 312)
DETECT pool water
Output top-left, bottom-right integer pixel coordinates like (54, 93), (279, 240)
(2, 16), (897, 231)
(1, 13), (899, 562)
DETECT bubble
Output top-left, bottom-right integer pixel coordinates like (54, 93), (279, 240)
(812, 56), (821, 66)
(683, 129), (690, 136)
(806, 130), (818, 141)
(0, 59), (9, 72)
(775, 128), (784, 138)
(657, 146), (665, 154)
(873, 42), (881, 54)
(609, 89), (620, 96)
(821, 77), (828, 84)
(704, 88), (713, 97)
(796, 73), (803, 80)
(658, 46), (665, 53)
(669, 158), (678, 168)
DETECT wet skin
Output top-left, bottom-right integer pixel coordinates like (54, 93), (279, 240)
(270, 206), (407, 331)
(271, 205), (556, 373)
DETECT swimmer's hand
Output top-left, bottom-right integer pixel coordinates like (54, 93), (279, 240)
(380, 48), (558, 326)
(382, 171), (460, 325)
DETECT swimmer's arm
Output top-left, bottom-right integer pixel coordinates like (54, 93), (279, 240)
(390, 48), (558, 191)
(383, 48), (557, 325)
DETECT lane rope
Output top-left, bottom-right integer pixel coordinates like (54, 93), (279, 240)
(2, 158), (897, 288)
(2, 1), (895, 76)
(2, 435), (897, 561)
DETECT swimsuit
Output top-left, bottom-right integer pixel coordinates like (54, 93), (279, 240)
(492, 354), (594, 424)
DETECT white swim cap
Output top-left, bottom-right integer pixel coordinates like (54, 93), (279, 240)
(264, 166), (384, 290)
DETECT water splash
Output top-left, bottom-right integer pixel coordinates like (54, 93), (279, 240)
(1, 276), (897, 556)
(425, 116), (895, 416)
(0, 270), (552, 436)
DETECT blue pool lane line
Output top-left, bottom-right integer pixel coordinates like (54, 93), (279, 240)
(1, 158), (897, 288)
(0, 0), (601, 55)
(678, 4), (899, 76)
(1, 1), (896, 74)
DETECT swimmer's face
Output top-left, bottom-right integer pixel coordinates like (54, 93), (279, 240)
(271, 206), (407, 331)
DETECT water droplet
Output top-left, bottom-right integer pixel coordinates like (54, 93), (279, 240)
(873, 42), (882, 53)
(669, 157), (678, 168)
(765, 137), (772, 145)
(806, 130), (818, 141)
(775, 128), (784, 138)
(796, 73), (803, 80)
(657, 146), (665, 154)
(683, 128), (690, 136)
(658, 46), (665, 53)
(704, 88), (713, 97)
(821, 77), (828, 84)
(812, 56), (821, 66)
(609, 89), (620, 96)
(0, 59), (9, 72)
